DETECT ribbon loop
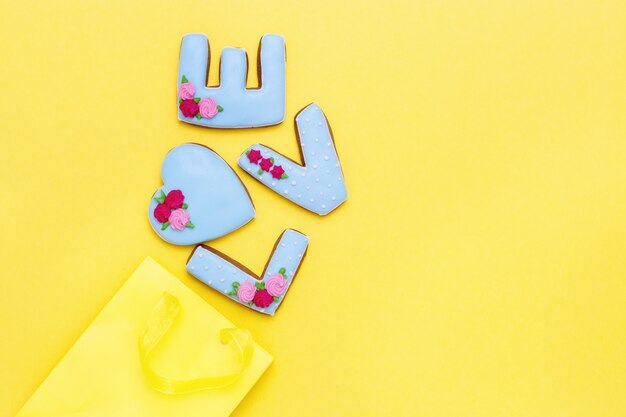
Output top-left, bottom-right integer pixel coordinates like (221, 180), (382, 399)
(139, 292), (254, 394)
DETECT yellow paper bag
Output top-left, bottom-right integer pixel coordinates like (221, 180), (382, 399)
(16, 257), (273, 417)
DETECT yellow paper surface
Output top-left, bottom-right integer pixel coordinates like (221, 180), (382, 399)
(14, 258), (272, 417)
(1, 1), (626, 416)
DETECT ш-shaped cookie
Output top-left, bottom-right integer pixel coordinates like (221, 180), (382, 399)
(177, 34), (286, 128)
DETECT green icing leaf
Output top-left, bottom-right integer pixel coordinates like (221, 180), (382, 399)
(281, 173), (289, 179)
(227, 291), (236, 296)
(182, 203), (188, 209)
(270, 157), (275, 164)
(248, 302), (253, 307)
(181, 75), (188, 83)
(255, 281), (265, 290)
(178, 98), (183, 104)
(246, 150), (250, 156)
(154, 190), (166, 204)
(257, 168), (263, 175)
(273, 296), (280, 302)
(232, 282), (240, 289)
(193, 97), (201, 103)
(279, 267), (286, 275)
(186, 221), (195, 229)
(195, 113), (202, 119)
(161, 221), (170, 231)
(217, 105), (223, 112)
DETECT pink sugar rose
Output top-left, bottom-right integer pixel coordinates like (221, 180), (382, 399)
(168, 208), (190, 230)
(265, 273), (287, 297)
(199, 97), (218, 118)
(237, 281), (256, 303)
(178, 82), (195, 100)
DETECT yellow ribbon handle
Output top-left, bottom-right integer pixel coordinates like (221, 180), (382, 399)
(138, 292), (254, 394)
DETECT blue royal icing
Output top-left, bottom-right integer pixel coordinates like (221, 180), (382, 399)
(187, 229), (309, 315)
(237, 103), (348, 215)
(177, 34), (286, 128)
(148, 143), (256, 245)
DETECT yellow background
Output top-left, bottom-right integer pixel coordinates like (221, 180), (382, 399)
(1, 0), (625, 416)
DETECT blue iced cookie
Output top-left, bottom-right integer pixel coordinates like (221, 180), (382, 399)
(187, 229), (309, 315)
(148, 143), (255, 245)
(238, 103), (347, 215)
(177, 34), (286, 128)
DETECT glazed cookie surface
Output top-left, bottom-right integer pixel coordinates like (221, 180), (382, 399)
(187, 229), (309, 315)
(148, 143), (255, 245)
(238, 103), (347, 215)
(178, 34), (286, 128)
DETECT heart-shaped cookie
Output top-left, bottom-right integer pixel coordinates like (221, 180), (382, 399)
(148, 143), (255, 245)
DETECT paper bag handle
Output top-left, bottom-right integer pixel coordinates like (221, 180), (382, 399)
(138, 292), (254, 394)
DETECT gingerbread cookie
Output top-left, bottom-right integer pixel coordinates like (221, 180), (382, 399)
(148, 143), (255, 245)
(187, 229), (309, 315)
(178, 34), (286, 128)
(237, 103), (347, 215)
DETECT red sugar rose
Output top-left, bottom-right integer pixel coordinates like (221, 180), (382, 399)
(179, 99), (199, 118)
(247, 149), (262, 164)
(164, 189), (185, 209)
(153, 203), (171, 223)
(270, 165), (285, 179)
(253, 289), (273, 308)
(259, 158), (273, 172)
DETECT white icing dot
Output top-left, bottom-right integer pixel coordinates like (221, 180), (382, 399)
(306, 185), (311, 190)
(271, 182), (276, 187)
(305, 118), (310, 123)
(311, 151), (316, 156)
(232, 270), (237, 275)
(324, 155), (329, 161)
(327, 142), (331, 147)
(325, 170), (330, 174)
(332, 196), (336, 201)
(204, 266), (209, 271)
(298, 253), (302, 258)
(338, 177), (342, 181)
(301, 143), (306, 147)
(322, 204), (327, 209)
(198, 253), (203, 258)
(301, 172), (306, 177)
(302, 130), (306, 135)
(284, 189), (289, 194)
(335, 163), (339, 167)
(314, 137), (319, 142)
(220, 278), (225, 282)
(224, 289), (228, 294)
(310, 198), (314, 202)
(190, 265), (195, 270)
(313, 164), (318, 169)
(281, 243), (286, 247)
(293, 241), (297, 245)
(218, 265), (223, 270)
(208, 280), (213, 285)
(247, 167), (251, 172)
(291, 180), (297, 186)
(297, 194), (302, 199)
(319, 191), (324, 196)
(327, 184), (332, 188)
(288, 166), (292, 171)
(317, 121), (322, 126)
(288, 256), (292, 260)
(315, 178), (320, 182)
(261, 309), (265, 313)
(258, 175), (263, 179)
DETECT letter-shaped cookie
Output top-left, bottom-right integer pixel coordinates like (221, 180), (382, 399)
(148, 144), (256, 245)
(187, 229), (309, 315)
(238, 103), (347, 215)
(177, 34), (286, 128)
